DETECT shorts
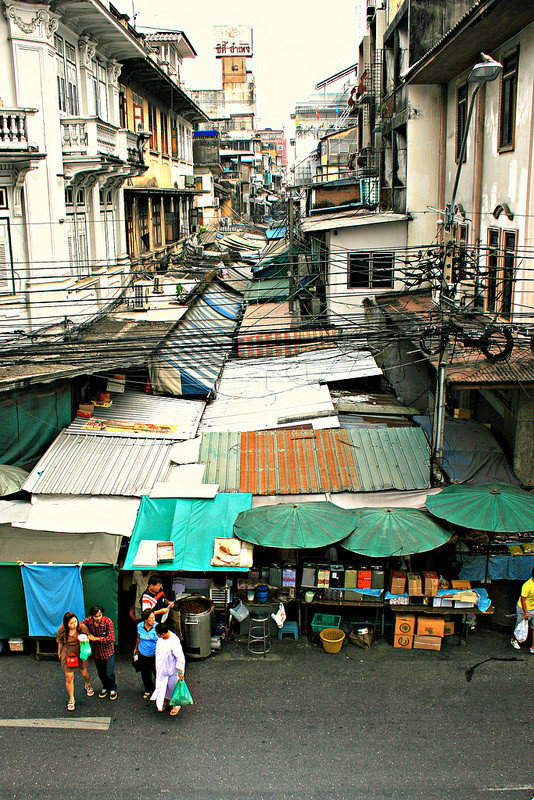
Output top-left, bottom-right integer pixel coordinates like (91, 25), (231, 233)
(516, 604), (534, 629)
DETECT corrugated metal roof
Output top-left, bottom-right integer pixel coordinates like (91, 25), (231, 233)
(301, 211), (409, 233)
(198, 427), (430, 494)
(23, 432), (174, 496)
(68, 391), (205, 439)
(243, 277), (290, 303)
(199, 348), (381, 432)
(149, 281), (242, 397)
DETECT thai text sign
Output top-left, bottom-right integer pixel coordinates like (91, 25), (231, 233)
(214, 25), (253, 58)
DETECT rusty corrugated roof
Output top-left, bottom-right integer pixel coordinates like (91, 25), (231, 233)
(198, 428), (430, 494)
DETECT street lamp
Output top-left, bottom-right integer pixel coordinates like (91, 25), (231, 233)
(431, 54), (502, 485)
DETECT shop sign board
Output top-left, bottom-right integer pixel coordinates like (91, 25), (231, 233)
(214, 25), (253, 58)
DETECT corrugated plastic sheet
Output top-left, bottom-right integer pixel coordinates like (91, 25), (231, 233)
(23, 432), (174, 496)
(148, 282), (242, 397)
(199, 427), (430, 494)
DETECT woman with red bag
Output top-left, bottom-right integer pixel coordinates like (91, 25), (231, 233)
(56, 611), (94, 711)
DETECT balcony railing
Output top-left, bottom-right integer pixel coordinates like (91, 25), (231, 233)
(0, 108), (36, 150)
(61, 117), (119, 158)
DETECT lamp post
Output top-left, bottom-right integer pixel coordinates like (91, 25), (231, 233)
(430, 55), (502, 486)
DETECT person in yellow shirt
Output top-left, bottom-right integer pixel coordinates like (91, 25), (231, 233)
(511, 567), (534, 652)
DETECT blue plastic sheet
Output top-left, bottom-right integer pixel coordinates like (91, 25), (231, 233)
(21, 563), (85, 637)
(458, 554), (534, 581)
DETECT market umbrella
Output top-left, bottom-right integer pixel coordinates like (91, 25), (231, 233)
(233, 502), (357, 549)
(340, 507), (451, 558)
(425, 482), (534, 533)
(0, 465), (29, 497)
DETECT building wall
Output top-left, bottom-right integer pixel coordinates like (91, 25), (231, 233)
(325, 219), (408, 324)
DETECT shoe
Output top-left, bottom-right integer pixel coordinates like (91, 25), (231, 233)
(511, 638), (521, 650)
(85, 684), (94, 696)
(98, 689), (108, 699)
(142, 692), (151, 700)
(530, 648), (534, 654)
(67, 699), (75, 711)
(109, 690), (118, 701)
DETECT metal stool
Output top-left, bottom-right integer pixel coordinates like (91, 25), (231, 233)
(247, 614), (271, 656)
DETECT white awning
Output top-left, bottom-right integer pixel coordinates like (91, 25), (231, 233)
(15, 495), (140, 537)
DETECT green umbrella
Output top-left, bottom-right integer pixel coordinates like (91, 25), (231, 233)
(340, 507), (451, 558)
(0, 465), (29, 497)
(425, 481), (534, 533)
(233, 502), (357, 549)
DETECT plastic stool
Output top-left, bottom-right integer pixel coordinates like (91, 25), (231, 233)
(278, 620), (298, 640)
(247, 614), (271, 657)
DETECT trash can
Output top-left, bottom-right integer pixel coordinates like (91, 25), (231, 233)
(180, 596), (214, 659)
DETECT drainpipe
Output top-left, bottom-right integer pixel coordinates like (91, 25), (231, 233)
(436, 84), (447, 244)
(471, 83), (486, 247)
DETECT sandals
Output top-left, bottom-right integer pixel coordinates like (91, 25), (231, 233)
(84, 684), (94, 697)
(143, 692), (151, 700)
(169, 706), (181, 716)
(67, 699), (75, 711)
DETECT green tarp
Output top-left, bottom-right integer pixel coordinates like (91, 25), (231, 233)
(0, 383), (72, 468)
(123, 493), (253, 571)
(0, 565), (119, 640)
(341, 508), (451, 558)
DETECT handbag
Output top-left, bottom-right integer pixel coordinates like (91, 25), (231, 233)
(170, 677), (193, 706)
(66, 653), (79, 669)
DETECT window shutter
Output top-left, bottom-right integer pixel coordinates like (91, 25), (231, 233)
(0, 220), (13, 292)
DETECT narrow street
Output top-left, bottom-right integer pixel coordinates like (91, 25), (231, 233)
(0, 628), (532, 800)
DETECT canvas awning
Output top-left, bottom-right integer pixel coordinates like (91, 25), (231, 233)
(0, 525), (121, 564)
(123, 493), (253, 571)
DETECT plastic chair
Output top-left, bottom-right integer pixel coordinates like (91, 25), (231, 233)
(247, 614), (271, 656)
(278, 620), (298, 640)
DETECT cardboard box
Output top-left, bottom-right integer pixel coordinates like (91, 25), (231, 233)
(390, 570), (406, 594)
(433, 598), (453, 608)
(444, 621), (455, 636)
(371, 570), (385, 589)
(8, 638), (24, 652)
(416, 616), (446, 637)
(407, 573), (422, 596)
(453, 408), (472, 419)
(395, 613), (416, 636)
(394, 633), (413, 649)
(451, 580), (472, 590)
(413, 634), (442, 651)
(423, 571), (439, 597)
(344, 589), (365, 602)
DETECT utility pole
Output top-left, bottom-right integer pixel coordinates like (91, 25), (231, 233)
(288, 193), (295, 313)
(429, 56), (502, 486)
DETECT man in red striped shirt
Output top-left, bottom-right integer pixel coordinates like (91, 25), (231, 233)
(83, 606), (117, 700)
(141, 576), (174, 623)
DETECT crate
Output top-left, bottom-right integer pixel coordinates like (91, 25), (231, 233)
(8, 638), (24, 652)
(311, 613), (341, 634)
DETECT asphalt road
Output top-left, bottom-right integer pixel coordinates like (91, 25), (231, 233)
(0, 626), (532, 800)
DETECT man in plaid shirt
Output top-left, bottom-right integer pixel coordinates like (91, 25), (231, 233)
(83, 606), (117, 700)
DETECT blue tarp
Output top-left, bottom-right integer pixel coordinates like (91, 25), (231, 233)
(123, 493), (253, 572)
(21, 563), (85, 637)
(458, 554), (534, 581)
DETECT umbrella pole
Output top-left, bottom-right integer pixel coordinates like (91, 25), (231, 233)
(484, 540), (490, 583)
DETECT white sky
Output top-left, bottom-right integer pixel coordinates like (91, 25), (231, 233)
(134, 0), (365, 133)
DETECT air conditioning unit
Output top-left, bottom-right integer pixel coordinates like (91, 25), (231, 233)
(132, 282), (150, 310)
(153, 275), (163, 294)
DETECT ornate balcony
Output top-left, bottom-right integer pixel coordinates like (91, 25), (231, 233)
(61, 116), (119, 157)
(0, 108), (37, 151)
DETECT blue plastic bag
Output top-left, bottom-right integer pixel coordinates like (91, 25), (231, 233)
(170, 678), (194, 706)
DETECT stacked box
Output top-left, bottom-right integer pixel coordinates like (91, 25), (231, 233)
(416, 617), (445, 637)
(357, 569), (372, 588)
(390, 570), (406, 594)
(423, 571), (439, 596)
(395, 613), (416, 635)
(413, 634), (442, 651)
(394, 633), (413, 649)
(407, 573), (422, 596)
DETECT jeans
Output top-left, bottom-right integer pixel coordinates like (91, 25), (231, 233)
(138, 652), (156, 693)
(94, 653), (117, 692)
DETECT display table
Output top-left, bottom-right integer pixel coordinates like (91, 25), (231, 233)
(300, 598), (385, 635)
(458, 554), (534, 582)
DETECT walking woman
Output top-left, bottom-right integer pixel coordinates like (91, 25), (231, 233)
(133, 609), (158, 699)
(56, 611), (94, 711)
(151, 622), (185, 716)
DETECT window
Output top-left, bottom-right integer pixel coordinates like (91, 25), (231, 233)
(54, 35), (79, 115)
(133, 93), (144, 132)
(148, 104), (158, 150)
(485, 228), (500, 313)
(138, 197), (149, 252)
(501, 230), (516, 317)
(160, 112), (169, 154)
(456, 83), (467, 162)
(92, 60), (109, 121)
(118, 84), (128, 128)
(65, 187), (85, 206)
(165, 197), (179, 243)
(499, 50), (519, 150)
(348, 251), (395, 289)
(152, 199), (162, 247)
(171, 117), (178, 158)
(100, 190), (116, 265)
(179, 123), (185, 159)
(0, 188), (7, 209)
(0, 219), (14, 294)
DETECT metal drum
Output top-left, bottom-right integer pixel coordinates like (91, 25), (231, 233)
(180, 596), (214, 659)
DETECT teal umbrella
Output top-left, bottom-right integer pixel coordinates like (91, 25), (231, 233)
(340, 507), (451, 558)
(425, 482), (534, 533)
(233, 502), (357, 549)
(0, 465), (29, 497)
